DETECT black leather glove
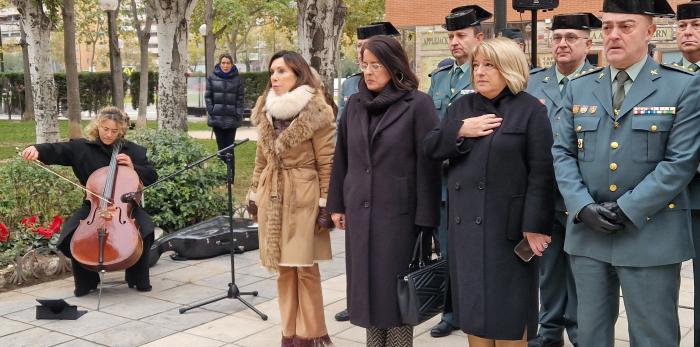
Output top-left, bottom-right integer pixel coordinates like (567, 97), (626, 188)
(247, 200), (258, 218)
(577, 203), (624, 234)
(316, 207), (334, 229)
(600, 202), (631, 225)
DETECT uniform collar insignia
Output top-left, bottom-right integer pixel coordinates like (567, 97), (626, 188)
(650, 69), (658, 75)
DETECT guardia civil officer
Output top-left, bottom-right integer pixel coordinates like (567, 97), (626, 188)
(334, 22), (401, 323)
(676, 1), (700, 345)
(499, 27), (526, 52)
(425, 4), (491, 338)
(525, 13), (601, 347)
(336, 22), (400, 121)
(552, 0), (700, 345)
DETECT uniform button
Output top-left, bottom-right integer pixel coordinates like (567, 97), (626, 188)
(650, 125), (658, 132)
(455, 216), (461, 224)
(448, 102), (452, 107)
(646, 217), (651, 222)
(556, 116), (561, 120)
(610, 141), (619, 149)
(668, 203), (676, 209)
(363, 201), (369, 208)
(455, 182), (461, 191)
(474, 217), (482, 225)
(614, 121), (620, 129)
(609, 163), (618, 171)
(609, 184), (618, 192)
(575, 125), (583, 132)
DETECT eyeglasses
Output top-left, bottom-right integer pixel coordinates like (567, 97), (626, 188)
(551, 34), (587, 44)
(360, 62), (384, 72)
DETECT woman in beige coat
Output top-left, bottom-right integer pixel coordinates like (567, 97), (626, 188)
(247, 50), (336, 347)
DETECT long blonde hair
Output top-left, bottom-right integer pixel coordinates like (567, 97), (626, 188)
(84, 106), (130, 141)
(473, 37), (530, 94)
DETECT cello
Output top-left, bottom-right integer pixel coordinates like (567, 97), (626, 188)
(70, 138), (144, 274)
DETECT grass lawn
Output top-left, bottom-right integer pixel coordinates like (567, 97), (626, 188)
(0, 119), (255, 202)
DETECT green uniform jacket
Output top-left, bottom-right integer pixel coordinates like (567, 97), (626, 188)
(526, 61), (595, 212)
(427, 64), (475, 121)
(337, 73), (361, 123)
(552, 56), (700, 266)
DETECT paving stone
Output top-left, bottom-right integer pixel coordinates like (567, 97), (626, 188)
(142, 283), (224, 305)
(140, 308), (225, 331)
(148, 259), (191, 276)
(334, 325), (365, 343)
(144, 277), (185, 293)
(239, 278), (278, 299)
(193, 293), (270, 315)
(232, 326), (283, 346)
(185, 315), (274, 343)
(232, 298), (281, 324)
(0, 327), (73, 347)
(3, 306), (39, 324)
(331, 337), (365, 347)
(0, 292), (41, 315)
(193, 272), (267, 290)
(414, 330), (465, 346)
(100, 295), (180, 320)
(53, 338), (107, 347)
(321, 274), (346, 292)
(83, 320), (175, 347)
(322, 309), (353, 335)
(159, 262), (231, 283)
(41, 309), (130, 337)
(0, 317), (32, 337)
(141, 332), (225, 347)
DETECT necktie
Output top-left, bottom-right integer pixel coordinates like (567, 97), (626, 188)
(689, 63), (699, 73)
(450, 68), (462, 91)
(559, 76), (569, 97)
(612, 71), (630, 115)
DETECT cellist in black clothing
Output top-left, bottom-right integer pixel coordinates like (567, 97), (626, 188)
(21, 106), (157, 297)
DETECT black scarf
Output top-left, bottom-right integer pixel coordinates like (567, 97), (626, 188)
(358, 79), (409, 136)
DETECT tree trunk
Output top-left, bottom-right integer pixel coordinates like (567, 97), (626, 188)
(131, 0), (153, 128)
(16, 0), (58, 143)
(108, 5), (124, 109)
(203, 0), (213, 77)
(297, 0), (346, 95)
(63, 0), (82, 139)
(19, 21), (33, 122)
(151, 0), (197, 131)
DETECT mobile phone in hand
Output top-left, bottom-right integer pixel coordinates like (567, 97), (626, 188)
(514, 238), (535, 262)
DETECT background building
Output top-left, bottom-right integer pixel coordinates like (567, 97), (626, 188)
(386, 0), (686, 90)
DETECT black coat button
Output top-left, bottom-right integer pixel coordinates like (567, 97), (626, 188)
(455, 182), (461, 191)
(455, 216), (461, 224)
(365, 168), (371, 174)
(477, 181), (485, 190)
(363, 201), (369, 208)
(475, 217), (482, 225)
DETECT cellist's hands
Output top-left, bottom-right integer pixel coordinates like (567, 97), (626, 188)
(21, 146), (39, 161)
(116, 154), (134, 169)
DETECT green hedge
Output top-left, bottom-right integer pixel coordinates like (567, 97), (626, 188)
(0, 71), (269, 114)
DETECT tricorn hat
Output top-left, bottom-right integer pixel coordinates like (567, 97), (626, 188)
(499, 27), (524, 41)
(551, 13), (603, 30)
(357, 22), (400, 40)
(602, 0), (675, 18)
(443, 5), (493, 31)
(678, 1), (700, 20)
(35, 299), (87, 320)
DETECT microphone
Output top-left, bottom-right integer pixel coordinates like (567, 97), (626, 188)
(121, 192), (137, 203)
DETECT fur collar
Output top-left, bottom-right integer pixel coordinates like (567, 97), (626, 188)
(264, 85), (315, 120)
(252, 90), (334, 156)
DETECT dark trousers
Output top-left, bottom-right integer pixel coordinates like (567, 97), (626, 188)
(438, 199), (454, 326)
(536, 211), (577, 343)
(692, 210), (700, 346)
(570, 255), (681, 347)
(213, 127), (237, 162)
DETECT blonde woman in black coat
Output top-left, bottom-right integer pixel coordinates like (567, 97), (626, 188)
(327, 35), (441, 347)
(424, 38), (554, 346)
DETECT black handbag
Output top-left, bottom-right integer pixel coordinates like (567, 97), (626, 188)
(396, 229), (448, 326)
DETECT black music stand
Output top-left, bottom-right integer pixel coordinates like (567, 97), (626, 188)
(177, 143), (267, 320)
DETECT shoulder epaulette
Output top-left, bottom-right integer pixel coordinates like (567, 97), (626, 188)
(572, 66), (604, 80)
(529, 67), (546, 74)
(346, 72), (362, 78)
(661, 63), (695, 75)
(429, 64), (452, 77)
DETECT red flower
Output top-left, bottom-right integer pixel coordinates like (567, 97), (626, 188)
(48, 215), (63, 234)
(0, 223), (8, 243)
(21, 215), (37, 228)
(34, 227), (54, 238)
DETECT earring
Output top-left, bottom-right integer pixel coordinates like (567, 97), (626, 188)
(396, 71), (405, 82)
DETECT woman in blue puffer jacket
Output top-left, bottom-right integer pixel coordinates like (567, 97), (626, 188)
(205, 53), (245, 162)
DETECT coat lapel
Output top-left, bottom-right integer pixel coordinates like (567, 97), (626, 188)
(593, 66), (614, 120)
(541, 67), (562, 111)
(616, 58), (659, 122)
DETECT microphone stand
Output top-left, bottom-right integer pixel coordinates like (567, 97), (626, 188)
(175, 140), (267, 320)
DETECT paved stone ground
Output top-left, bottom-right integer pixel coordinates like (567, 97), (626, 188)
(0, 230), (695, 346)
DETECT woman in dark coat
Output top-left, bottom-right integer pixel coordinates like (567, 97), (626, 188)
(205, 53), (245, 160)
(327, 35), (441, 346)
(423, 38), (554, 345)
(21, 107), (158, 297)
